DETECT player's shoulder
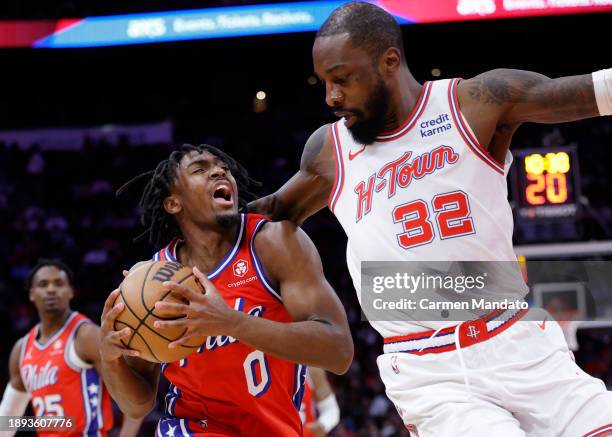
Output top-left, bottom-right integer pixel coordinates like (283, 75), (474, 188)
(9, 334), (29, 371)
(301, 123), (334, 173)
(72, 314), (99, 346)
(74, 319), (100, 338)
(253, 220), (300, 246)
(253, 220), (316, 266)
(456, 69), (528, 104)
(9, 336), (26, 360)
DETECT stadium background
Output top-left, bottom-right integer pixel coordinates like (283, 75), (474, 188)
(1, 1), (611, 435)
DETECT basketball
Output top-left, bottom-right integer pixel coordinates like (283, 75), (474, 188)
(114, 260), (205, 363)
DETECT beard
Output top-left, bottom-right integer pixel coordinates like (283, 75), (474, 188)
(215, 212), (241, 229)
(346, 77), (390, 145)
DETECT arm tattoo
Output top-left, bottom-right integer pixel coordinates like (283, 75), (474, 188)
(301, 124), (328, 171)
(466, 69), (598, 122)
(467, 71), (541, 105)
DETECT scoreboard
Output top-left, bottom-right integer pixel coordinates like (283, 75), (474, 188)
(511, 146), (581, 222)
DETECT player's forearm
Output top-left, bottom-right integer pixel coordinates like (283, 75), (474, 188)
(247, 194), (284, 220)
(229, 313), (353, 374)
(522, 73), (599, 123)
(100, 358), (156, 418)
(248, 189), (304, 224)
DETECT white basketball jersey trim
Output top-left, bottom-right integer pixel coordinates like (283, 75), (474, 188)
(376, 81), (433, 142)
(448, 78), (504, 175)
(329, 122), (345, 213)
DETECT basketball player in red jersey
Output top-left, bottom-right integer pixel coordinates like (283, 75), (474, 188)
(248, 3), (612, 436)
(99, 145), (353, 437)
(301, 367), (340, 437)
(0, 259), (142, 437)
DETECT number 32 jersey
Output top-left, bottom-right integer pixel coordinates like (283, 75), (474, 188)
(327, 78), (527, 337)
(19, 312), (113, 436)
(153, 213), (305, 437)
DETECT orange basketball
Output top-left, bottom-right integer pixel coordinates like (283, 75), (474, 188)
(114, 260), (205, 363)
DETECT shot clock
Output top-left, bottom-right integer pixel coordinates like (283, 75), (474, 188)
(511, 146), (580, 222)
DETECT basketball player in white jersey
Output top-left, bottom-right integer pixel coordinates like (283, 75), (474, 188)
(248, 2), (612, 436)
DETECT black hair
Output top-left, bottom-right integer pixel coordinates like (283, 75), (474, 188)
(117, 144), (260, 250)
(316, 2), (405, 63)
(25, 258), (75, 291)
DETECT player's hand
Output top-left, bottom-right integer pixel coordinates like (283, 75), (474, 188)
(153, 266), (239, 347)
(306, 421), (327, 437)
(100, 288), (140, 363)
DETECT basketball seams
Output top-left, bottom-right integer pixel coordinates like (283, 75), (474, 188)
(116, 264), (203, 362)
(140, 262), (156, 313)
(115, 320), (163, 363)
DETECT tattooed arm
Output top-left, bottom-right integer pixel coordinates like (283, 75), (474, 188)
(248, 124), (335, 224)
(462, 69), (598, 124)
(457, 69), (599, 160)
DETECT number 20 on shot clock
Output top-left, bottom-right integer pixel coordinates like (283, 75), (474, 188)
(511, 146), (581, 223)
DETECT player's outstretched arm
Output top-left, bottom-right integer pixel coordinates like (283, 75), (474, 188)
(248, 124), (335, 225)
(460, 68), (607, 128)
(73, 323), (145, 435)
(0, 340), (31, 436)
(99, 288), (161, 418)
(154, 221), (354, 374)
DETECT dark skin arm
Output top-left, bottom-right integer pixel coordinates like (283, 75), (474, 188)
(154, 221), (354, 375)
(99, 288), (161, 418)
(248, 124), (335, 224)
(74, 323), (145, 435)
(458, 69), (598, 164)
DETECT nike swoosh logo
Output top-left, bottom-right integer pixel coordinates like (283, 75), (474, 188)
(348, 145), (367, 161)
(538, 317), (547, 330)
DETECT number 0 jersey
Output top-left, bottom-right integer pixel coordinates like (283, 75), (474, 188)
(19, 312), (113, 437)
(328, 78), (528, 337)
(152, 213), (305, 437)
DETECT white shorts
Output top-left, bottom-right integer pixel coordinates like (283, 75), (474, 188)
(377, 312), (612, 437)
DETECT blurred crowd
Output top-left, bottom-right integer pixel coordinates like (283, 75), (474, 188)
(1, 115), (611, 436)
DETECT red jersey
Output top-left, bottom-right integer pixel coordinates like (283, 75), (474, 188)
(152, 213), (306, 437)
(19, 312), (113, 437)
(300, 379), (317, 437)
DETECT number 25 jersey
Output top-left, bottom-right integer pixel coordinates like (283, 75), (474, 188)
(19, 312), (113, 436)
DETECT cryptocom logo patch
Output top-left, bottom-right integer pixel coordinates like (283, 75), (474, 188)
(233, 259), (249, 277)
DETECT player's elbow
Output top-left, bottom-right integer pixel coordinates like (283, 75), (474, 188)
(328, 330), (354, 375)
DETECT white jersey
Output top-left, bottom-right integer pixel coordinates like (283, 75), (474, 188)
(328, 78), (528, 338)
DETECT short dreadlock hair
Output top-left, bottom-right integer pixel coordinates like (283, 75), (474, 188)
(26, 258), (75, 291)
(117, 144), (259, 251)
(317, 2), (405, 64)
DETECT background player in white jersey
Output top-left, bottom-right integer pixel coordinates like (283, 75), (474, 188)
(249, 2), (612, 436)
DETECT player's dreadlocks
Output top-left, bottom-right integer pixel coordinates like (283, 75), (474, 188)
(117, 144), (260, 251)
